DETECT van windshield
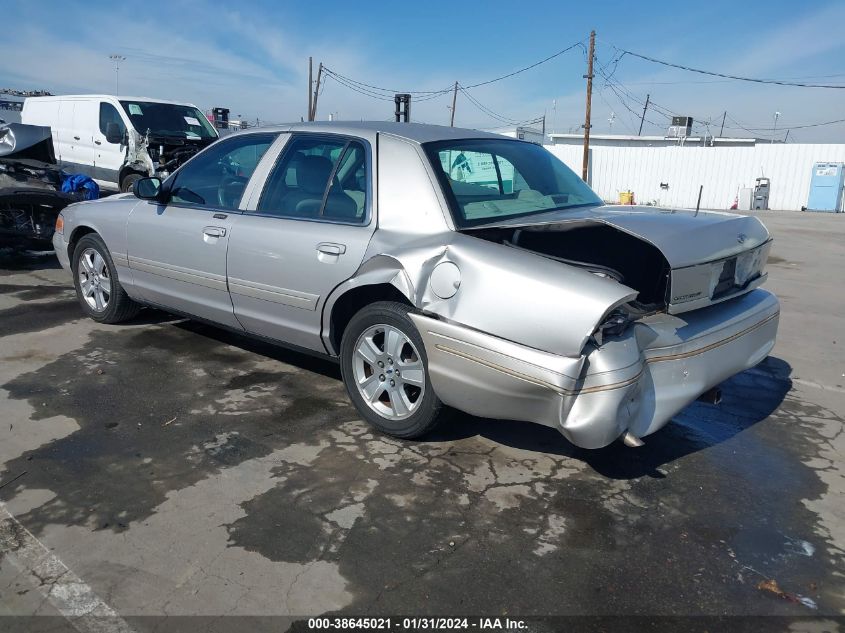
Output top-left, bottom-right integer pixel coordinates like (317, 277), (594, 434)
(119, 101), (217, 140)
(424, 138), (602, 228)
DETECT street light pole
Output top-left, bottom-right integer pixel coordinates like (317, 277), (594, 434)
(109, 54), (126, 95)
(771, 111), (780, 145)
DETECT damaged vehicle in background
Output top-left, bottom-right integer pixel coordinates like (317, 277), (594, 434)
(22, 95), (219, 193)
(52, 122), (779, 449)
(0, 122), (95, 250)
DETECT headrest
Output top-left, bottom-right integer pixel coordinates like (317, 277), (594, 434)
(297, 154), (333, 194)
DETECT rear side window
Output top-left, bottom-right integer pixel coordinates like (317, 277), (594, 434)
(99, 102), (126, 139)
(257, 135), (368, 223)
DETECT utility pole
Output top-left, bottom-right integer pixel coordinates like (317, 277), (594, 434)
(541, 114), (546, 141)
(308, 57), (313, 122)
(637, 93), (650, 136)
(719, 111), (726, 138)
(581, 30), (595, 182)
(310, 63), (323, 121)
(449, 81), (458, 127)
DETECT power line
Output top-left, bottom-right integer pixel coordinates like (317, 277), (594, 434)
(731, 116), (845, 131)
(461, 41), (585, 89)
(322, 68), (451, 96)
(458, 85), (544, 127)
(321, 39), (585, 100)
(611, 48), (845, 89)
(616, 72), (845, 86)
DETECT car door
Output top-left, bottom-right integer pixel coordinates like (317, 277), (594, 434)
(67, 99), (97, 177)
(93, 100), (129, 187)
(126, 132), (278, 328)
(55, 100), (91, 175)
(228, 133), (375, 351)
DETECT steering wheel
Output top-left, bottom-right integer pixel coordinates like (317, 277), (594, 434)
(217, 175), (248, 208)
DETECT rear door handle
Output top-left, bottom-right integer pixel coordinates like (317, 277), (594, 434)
(203, 226), (226, 238)
(73, 136), (81, 141)
(317, 242), (346, 255)
(94, 140), (102, 145)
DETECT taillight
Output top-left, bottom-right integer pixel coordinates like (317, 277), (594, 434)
(55, 214), (64, 235)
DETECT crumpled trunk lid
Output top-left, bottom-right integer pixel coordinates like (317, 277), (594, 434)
(469, 205), (772, 315)
(584, 206), (770, 268)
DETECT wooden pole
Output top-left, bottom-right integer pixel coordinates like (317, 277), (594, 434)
(310, 63), (323, 121)
(450, 81), (458, 127)
(581, 30), (595, 182)
(719, 111), (726, 137)
(308, 57), (313, 122)
(637, 93), (650, 136)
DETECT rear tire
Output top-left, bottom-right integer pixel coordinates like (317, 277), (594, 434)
(340, 301), (446, 439)
(72, 234), (141, 324)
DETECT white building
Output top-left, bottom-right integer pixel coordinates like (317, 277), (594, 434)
(548, 132), (760, 148)
(484, 125), (545, 144)
(546, 133), (845, 211)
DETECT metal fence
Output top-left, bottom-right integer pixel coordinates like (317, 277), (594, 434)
(547, 142), (845, 211)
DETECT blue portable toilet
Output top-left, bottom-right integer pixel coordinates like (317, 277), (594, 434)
(806, 162), (844, 212)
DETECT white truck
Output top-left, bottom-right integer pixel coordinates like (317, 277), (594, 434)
(22, 95), (219, 192)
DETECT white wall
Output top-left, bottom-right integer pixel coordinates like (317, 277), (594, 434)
(547, 143), (845, 210)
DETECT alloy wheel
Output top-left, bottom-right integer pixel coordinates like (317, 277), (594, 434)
(78, 247), (111, 312)
(352, 324), (426, 420)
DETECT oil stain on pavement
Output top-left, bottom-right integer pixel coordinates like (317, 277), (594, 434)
(1, 271), (844, 618)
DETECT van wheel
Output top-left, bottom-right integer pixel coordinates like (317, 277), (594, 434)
(72, 234), (141, 323)
(340, 301), (447, 439)
(120, 173), (143, 193)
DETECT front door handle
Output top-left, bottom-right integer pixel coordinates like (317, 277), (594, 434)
(73, 135), (81, 141)
(203, 226), (226, 238)
(316, 242), (346, 256)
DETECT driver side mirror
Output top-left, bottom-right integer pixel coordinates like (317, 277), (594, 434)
(133, 177), (163, 201)
(106, 122), (125, 145)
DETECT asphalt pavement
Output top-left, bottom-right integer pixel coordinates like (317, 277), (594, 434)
(0, 210), (843, 632)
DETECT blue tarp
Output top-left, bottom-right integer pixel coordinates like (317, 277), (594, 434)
(61, 173), (99, 200)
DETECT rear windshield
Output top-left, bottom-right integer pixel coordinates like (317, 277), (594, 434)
(424, 139), (602, 228)
(120, 101), (217, 140)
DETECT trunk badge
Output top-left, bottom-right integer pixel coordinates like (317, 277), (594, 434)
(737, 233), (747, 244)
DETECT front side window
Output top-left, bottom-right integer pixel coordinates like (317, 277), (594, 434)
(120, 100), (217, 139)
(168, 133), (278, 209)
(257, 135), (368, 223)
(98, 102), (126, 140)
(424, 139), (602, 228)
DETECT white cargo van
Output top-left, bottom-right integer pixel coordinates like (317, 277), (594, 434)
(22, 95), (219, 192)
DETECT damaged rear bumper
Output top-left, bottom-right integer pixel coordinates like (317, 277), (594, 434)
(410, 289), (779, 449)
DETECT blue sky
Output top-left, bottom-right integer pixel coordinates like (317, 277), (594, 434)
(3, 0), (845, 141)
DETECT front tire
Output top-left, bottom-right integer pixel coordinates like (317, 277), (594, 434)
(340, 301), (446, 439)
(120, 173), (144, 193)
(72, 234), (141, 323)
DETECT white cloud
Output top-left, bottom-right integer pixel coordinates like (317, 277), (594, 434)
(1, 1), (843, 141)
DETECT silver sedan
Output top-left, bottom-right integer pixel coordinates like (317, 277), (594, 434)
(53, 122), (778, 449)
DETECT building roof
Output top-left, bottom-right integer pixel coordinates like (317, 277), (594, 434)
(548, 132), (757, 144)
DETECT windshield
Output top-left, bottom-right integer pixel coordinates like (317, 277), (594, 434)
(424, 139), (602, 228)
(119, 101), (217, 140)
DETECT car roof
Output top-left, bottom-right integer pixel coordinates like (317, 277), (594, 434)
(242, 121), (512, 145)
(25, 95), (200, 108)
